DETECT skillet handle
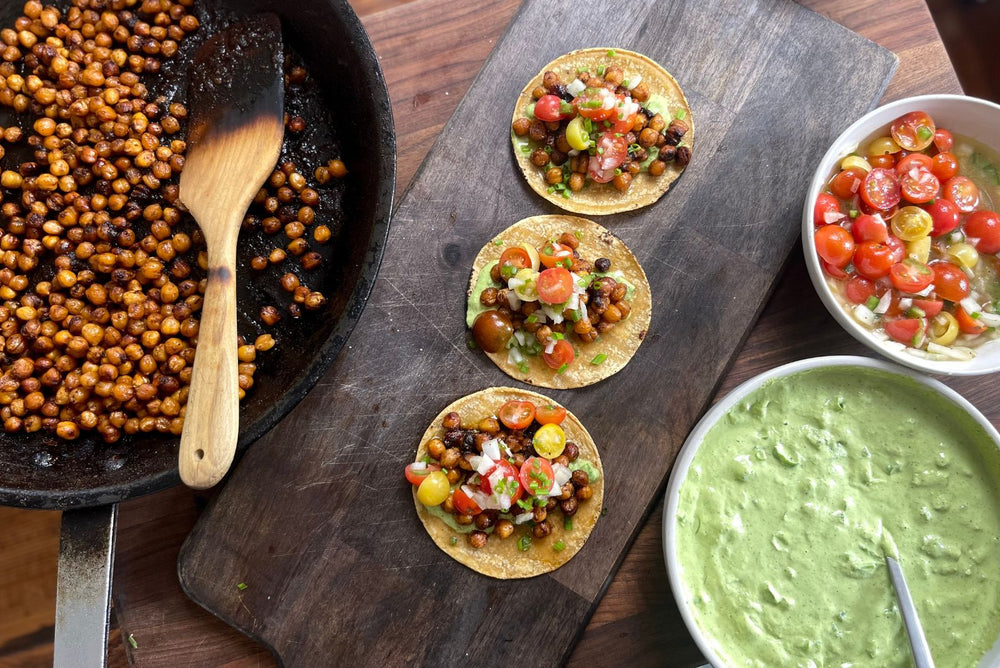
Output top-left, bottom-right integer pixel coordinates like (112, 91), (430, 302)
(54, 504), (119, 668)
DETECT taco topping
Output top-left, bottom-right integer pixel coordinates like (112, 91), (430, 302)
(512, 61), (690, 197)
(407, 399), (599, 552)
(470, 230), (634, 373)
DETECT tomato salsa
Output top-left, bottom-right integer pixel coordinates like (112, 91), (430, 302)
(813, 110), (1000, 360)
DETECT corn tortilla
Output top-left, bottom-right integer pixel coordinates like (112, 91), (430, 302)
(414, 387), (604, 578)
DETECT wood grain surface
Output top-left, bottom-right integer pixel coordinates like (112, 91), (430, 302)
(175, 0), (897, 665)
(0, 0), (965, 665)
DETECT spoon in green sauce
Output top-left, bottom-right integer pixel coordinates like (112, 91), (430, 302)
(885, 555), (936, 668)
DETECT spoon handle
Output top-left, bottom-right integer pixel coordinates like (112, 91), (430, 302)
(178, 237), (239, 489)
(886, 556), (936, 668)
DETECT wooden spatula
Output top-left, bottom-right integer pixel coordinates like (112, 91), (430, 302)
(177, 14), (284, 489)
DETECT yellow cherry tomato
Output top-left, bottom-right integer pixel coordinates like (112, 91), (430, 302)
(520, 242), (540, 272)
(946, 242), (979, 269)
(929, 312), (959, 346)
(866, 135), (902, 156)
(840, 155), (872, 173)
(566, 116), (591, 151)
(891, 206), (933, 242)
(906, 236), (931, 263)
(416, 470), (450, 506)
(512, 267), (539, 302)
(532, 423), (566, 459)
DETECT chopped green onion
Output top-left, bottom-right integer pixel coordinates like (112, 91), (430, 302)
(614, 168), (622, 175)
(526, 314), (538, 324)
(590, 353), (607, 365)
(128, 634), (138, 649)
(518, 362), (529, 373)
(571, 309), (582, 322)
(906, 307), (926, 318)
(493, 237), (504, 246)
(597, 65), (605, 76)
(917, 126), (933, 142)
(603, 120), (611, 128)
(606, 49), (616, 58)
(236, 582), (248, 591)
(564, 518), (573, 531)
(622, 79), (629, 88)
(518, 534), (531, 551)
(553, 540), (566, 552)
(675, 109), (686, 120)
(597, 147), (605, 155)
(559, 100), (574, 115)
(557, 363), (569, 374)
(519, 144), (531, 153)
(450, 536), (458, 545)
(849, 210), (859, 219)
(582, 100), (602, 109)
(574, 230), (584, 240)
(577, 67), (586, 74)
(466, 339), (477, 350)
(864, 296), (880, 311)
(552, 332), (564, 340)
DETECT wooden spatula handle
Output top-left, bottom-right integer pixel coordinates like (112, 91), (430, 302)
(179, 236), (239, 489)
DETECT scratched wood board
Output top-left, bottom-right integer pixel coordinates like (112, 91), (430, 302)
(177, 0), (897, 664)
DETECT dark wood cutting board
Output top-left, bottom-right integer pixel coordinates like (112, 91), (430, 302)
(178, 0), (896, 664)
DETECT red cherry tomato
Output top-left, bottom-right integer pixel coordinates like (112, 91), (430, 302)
(814, 225), (855, 268)
(861, 168), (901, 211)
(519, 456), (556, 497)
(930, 261), (971, 302)
(933, 128), (954, 152)
(829, 168), (866, 200)
(498, 247), (532, 279)
(538, 240), (573, 268)
(822, 260), (849, 279)
(889, 258), (934, 293)
(535, 403), (567, 425)
(609, 95), (638, 134)
(452, 486), (482, 515)
(895, 153), (933, 175)
(899, 168), (940, 204)
(814, 192), (843, 226)
(851, 214), (889, 243)
(587, 132), (628, 183)
(869, 153), (895, 169)
(924, 198), (961, 237)
(854, 241), (897, 280)
(480, 459), (523, 504)
(885, 235), (906, 263)
(965, 210), (1000, 254)
(885, 318), (924, 345)
(956, 306), (988, 335)
(537, 267), (574, 304)
(891, 111), (935, 151)
(845, 276), (876, 304)
(931, 152), (959, 181)
(572, 87), (615, 121)
(943, 176), (980, 213)
(404, 462), (442, 486)
(534, 94), (573, 122)
(498, 400), (536, 430)
(542, 339), (575, 370)
(912, 298), (943, 318)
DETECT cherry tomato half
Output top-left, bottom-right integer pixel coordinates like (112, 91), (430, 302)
(854, 241), (898, 280)
(891, 111), (935, 151)
(933, 128), (954, 153)
(542, 339), (575, 370)
(930, 261), (971, 302)
(588, 132), (628, 183)
(404, 462), (442, 486)
(912, 298), (943, 318)
(931, 151), (959, 181)
(519, 456), (556, 497)
(889, 258), (934, 293)
(537, 267), (574, 304)
(845, 276), (876, 304)
(965, 210), (1000, 254)
(956, 306), (988, 335)
(452, 486), (482, 515)
(851, 214), (889, 243)
(861, 167), (901, 212)
(895, 153), (933, 176)
(535, 403), (567, 425)
(572, 87), (615, 121)
(829, 168), (866, 200)
(899, 168), (939, 205)
(498, 400), (536, 430)
(814, 224), (855, 268)
(499, 247), (532, 279)
(924, 198), (961, 237)
(480, 459), (523, 504)
(534, 94), (573, 122)
(943, 176), (980, 213)
(539, 240), (573, 269)
(814, 192), (842, 226)
(885, 318), (924, 345)
(610, 95), (638, 134)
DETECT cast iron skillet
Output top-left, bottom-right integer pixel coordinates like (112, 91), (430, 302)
(0, 0), (395, 509)
(0, 0), (393, 664)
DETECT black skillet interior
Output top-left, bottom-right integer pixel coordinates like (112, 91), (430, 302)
(0, 0), (395, 509)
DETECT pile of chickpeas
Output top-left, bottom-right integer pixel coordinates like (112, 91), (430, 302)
(0, 0), (342, 442)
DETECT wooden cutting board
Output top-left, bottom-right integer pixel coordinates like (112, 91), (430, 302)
(178, 0), (896, 664)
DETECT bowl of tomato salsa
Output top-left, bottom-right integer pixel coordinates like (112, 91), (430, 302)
(804, 95), (1000, 375)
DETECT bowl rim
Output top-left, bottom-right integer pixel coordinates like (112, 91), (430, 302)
(662, 354), (1000, 665)
(802, 94), (1000, 377)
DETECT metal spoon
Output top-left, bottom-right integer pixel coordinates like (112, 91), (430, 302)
(885, 555), (936, 668)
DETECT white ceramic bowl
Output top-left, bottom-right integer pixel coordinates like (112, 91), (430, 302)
(663, 355), (1000, 666)
(802, 94), (1000, 376)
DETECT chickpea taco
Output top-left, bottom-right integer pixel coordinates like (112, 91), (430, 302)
(467, 215), (651, 389)
(405, 387), (604, 578)
(511, 47), (693, 215)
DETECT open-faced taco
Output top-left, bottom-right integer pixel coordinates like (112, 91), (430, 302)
(406, 387), (603, 578)
(511, 47), (693, 215)
(467, 215), (651, 389)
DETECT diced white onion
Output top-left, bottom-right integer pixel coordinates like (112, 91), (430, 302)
(824, 211), (846, 224)
(873, 291), (893, 315)
(544, 340), (556, 355)
(508, 277), (525, 291)
(960, 296), (981, 315)
(566, 294), (579, 312)
(567, 78), (586, 96)
(977, 311), (1000, 328)
(871, 329), (890, 342)
(499, 493), (512, 511)
(898, 298), (913, 310)
(482, 438), (501, 463)
(507, 347), (524, 366)
(410, 461), (426, 471)
(506, 291), (521, 311)
(541, 304), (564, 324)
(474, 490), (495, 510)
(914, 284), (935, 297)
(853, 304), (877, 326)
(568, 149), (580, 157)
(850, 177), (861, 194)
(514, 330), (526, 347)
(882, 340), (906, 352)
(553, 463), (572, 487)
(626, 73), (641, 90)
(488, 469), (503, 489)
(927, 342), (976, 360)
(514, 512), (533, 525)
(501, 441), (513, 458)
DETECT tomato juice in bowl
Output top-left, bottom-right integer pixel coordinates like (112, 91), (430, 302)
(663, 356), (1000, 666)
(803, 95), (1000, 375)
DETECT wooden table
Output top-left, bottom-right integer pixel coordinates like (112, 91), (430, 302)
(0, 0), (964, 665)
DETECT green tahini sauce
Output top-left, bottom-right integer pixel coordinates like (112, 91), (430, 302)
(675, 366), (1000, 667)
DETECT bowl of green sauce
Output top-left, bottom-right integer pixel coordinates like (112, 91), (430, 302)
(664, 355), (1000, 666)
